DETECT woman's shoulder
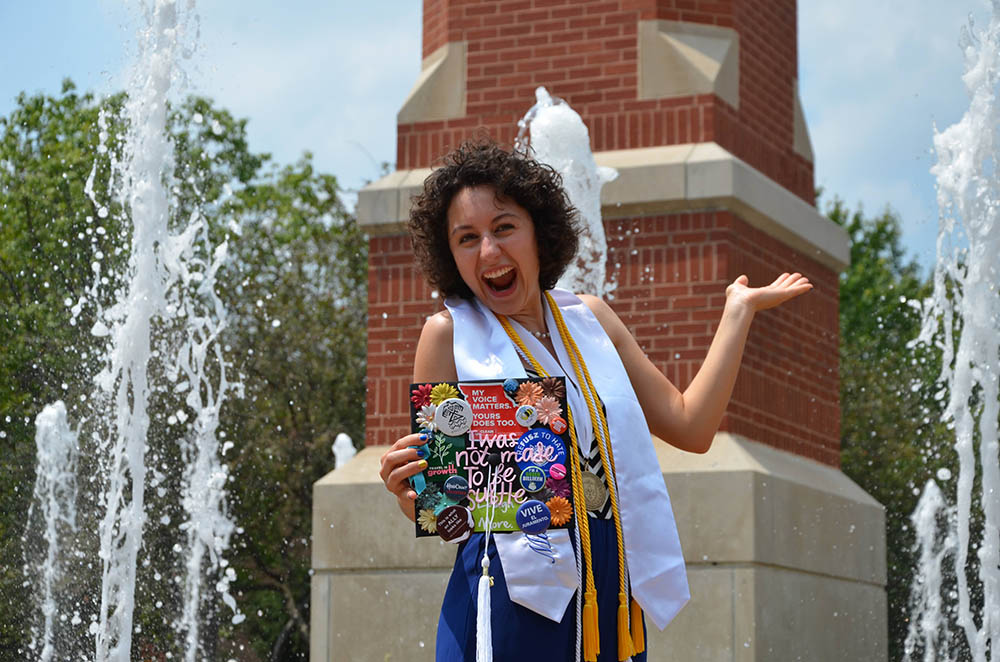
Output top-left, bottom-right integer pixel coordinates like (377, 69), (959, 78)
(422, 309), (453, 334)
(575, 293), (607, 313)
(414, 310), (458, 381)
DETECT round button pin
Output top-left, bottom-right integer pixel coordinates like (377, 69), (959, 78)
(437, 505), (474, 543)
(549, 463), (567, 481)
(444, 475), (470, 500)
(514, 428), (567, 472)
(436, 397), (473, 437)
(549, 416), (567, 435)
(503, 378), (520, 394)
(519, 466), (546, 492)
(516, 500), (551, 534)
(515, 404), (538, 427)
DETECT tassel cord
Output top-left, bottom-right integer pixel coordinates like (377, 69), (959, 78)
(476, 464), (500, 662)
(500, 315), (600, 660)
(502, 293), (645, 661)
(547, 293), (637, 660)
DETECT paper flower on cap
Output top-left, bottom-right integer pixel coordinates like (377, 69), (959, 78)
(535, 396), (562, 424)
(415, 404), (436, 431)
(546, 476), (571, 499)
(417, 509), (438, 533)
(515, 381), (543, 406)
(540, 376), (566, 400)
(411, 383), (433, 408)
(547, 496), (572, 526)
(430, 383), (460, 405)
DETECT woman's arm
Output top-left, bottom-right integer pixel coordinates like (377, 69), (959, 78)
(581, 273), (812, 453)
(378, 310), (458, 522)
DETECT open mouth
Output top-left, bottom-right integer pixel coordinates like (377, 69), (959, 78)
(483, 265), (517, 294)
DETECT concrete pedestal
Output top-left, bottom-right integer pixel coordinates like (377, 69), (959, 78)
(310, 433), (886, 661)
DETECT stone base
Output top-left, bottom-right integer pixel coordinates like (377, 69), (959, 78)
(310, 434), (886, 661)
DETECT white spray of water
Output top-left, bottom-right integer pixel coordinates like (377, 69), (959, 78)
(333, 432), (357, 468)
(515, 87), (617, 296)
(86, 1), (240, 660)
(27, 402), (78, 662)
(908, 3), (1000, 660)
(92, 1), (180, 655)
(167, 227), (243, 657)
(904, 481), (958, 662)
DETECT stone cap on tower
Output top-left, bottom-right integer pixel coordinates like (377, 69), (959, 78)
(394, 0), (815, 203)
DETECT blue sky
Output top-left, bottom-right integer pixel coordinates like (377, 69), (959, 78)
(0, 0), (989, 269)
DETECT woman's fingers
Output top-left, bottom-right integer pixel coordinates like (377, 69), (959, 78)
(379, 431), (431, 499)
(769, 272), (808, 289)
(730, 272), (812, 312)
(386, 456), (429, 501)
(379, 432), (427, 470)
(768, 272), (790, 287)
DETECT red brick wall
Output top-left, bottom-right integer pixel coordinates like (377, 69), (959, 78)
(367, 0), (840, 466)
(366, 209), (840, 466)
(366, 234), (438, 446)
(400, 0), (813, 202)
(606, 210), (840, 466)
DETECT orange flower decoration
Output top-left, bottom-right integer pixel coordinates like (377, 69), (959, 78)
(547, 496), (572, 526)
(515, 381), (543, 406)
(535, 396), (562, 424)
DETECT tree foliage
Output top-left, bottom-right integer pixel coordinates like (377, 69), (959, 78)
(0, 83), (366, 661)
(831, 199), (953, 661)
(217, 158), (367, 660)
(0, 81), (124, 655)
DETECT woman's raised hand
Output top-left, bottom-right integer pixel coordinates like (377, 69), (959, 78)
(725, 272), (812, 313)
(378, 432), (430, 521)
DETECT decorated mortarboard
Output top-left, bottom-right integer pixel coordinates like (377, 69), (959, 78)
(409, 377), (575, 540)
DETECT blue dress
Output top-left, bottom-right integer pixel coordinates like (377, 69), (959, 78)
(435, 518), (647, 661)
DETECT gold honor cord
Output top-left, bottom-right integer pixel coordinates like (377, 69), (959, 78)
(545, 292), (644, 657)
(496, 315), (601, 661)
(499, 292), (642, 662)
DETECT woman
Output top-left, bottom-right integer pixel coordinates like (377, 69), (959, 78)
(378, 141), (812, 661)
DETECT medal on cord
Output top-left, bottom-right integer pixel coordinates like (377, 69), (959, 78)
(497, 291), (643, 662)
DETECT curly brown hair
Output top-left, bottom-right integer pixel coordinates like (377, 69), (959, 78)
(408, 140), (580, 299)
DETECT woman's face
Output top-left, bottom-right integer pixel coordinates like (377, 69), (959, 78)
(446, 185), (541, 317)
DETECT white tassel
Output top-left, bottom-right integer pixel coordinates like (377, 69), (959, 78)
(476, 554), (492, 662)
(477, 463), (498, 662)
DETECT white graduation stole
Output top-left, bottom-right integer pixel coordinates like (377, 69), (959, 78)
(444, 290), (689, 631)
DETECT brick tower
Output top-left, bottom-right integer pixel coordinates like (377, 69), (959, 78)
(311, 2), (887, 660)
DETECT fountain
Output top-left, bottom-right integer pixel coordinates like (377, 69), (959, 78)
(333, 432), (357, 469)
(514, 87), (618, 297)
(906, 2), (1000, 659)
(24, 1), (241, 660)
(27, 402), (79, 662)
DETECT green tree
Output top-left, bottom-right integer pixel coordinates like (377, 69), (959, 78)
(831, 200), (952, 661)
(216, 158), (367, 661)
(0, 83), (366, 661)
